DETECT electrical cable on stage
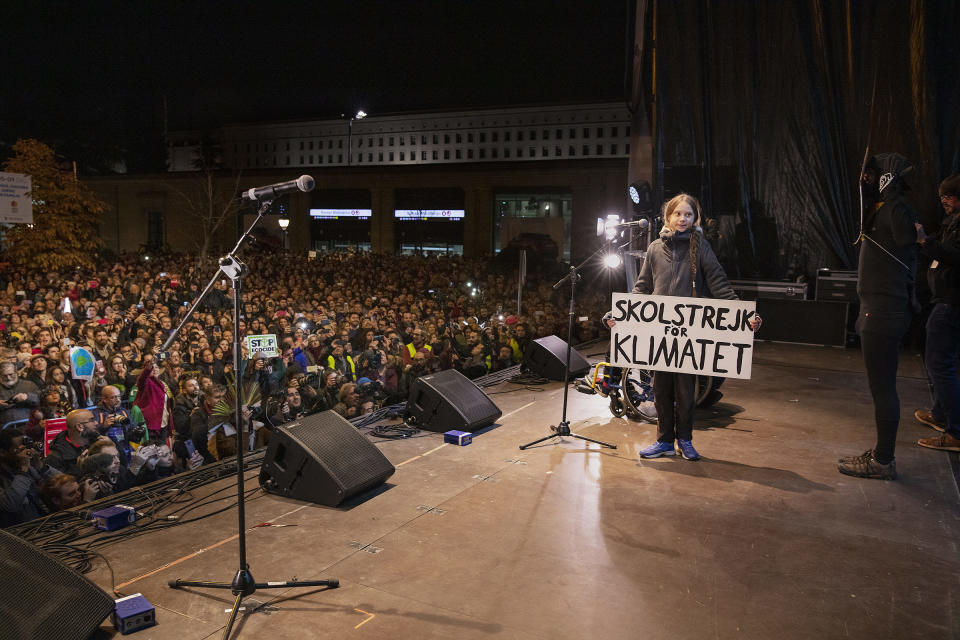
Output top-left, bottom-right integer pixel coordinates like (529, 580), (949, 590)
(370, 424), (421, 439)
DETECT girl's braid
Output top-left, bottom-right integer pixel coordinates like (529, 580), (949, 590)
(689, 230), (701, 298)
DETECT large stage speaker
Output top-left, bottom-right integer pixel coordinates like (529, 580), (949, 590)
(0, 529), (115, 639)
(755, 299), (849, 347)
(522, 335), (591, 380)
(404, 369), (502, 432)
(259, 411), (395, 507)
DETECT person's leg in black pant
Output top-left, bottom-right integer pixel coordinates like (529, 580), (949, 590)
(653, 372), (676, 443)
(839, 310), (909, 479)
(673, 373), (697, 442)
(859, 327), (902, 463)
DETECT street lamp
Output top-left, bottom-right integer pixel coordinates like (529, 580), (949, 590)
(348, 110), (367, 166)
(278, 217), (290, 249)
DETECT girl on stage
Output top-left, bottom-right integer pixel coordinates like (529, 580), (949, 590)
(632, 194), (761, 460)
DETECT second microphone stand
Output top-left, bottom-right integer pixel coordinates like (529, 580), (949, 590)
(165, 200), (338, 639)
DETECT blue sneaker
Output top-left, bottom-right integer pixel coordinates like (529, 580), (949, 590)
(676, 439), (700, 460)
(639, 441), (676, 458)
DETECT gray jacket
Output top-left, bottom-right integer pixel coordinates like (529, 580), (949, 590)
(0, 378), (40, 426)
(633, 228), (736, 300)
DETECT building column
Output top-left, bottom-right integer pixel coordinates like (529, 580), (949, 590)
(571, 185), (601, 264)
(280, 191), (308, 252)
(464, 187), (493, 257)
(371, 187), (395, 253)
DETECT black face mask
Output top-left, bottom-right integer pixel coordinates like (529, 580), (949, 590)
(80, 427), (100, 446)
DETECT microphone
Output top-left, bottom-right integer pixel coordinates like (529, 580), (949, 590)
(241, 175), (315, 201)
(612, 219), (649, 230)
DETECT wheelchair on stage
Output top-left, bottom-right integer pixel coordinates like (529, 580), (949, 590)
(575, 363), (724, 422)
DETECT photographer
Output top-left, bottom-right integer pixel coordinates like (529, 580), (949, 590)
(290, 371), (325, 414)
(45, 409), (99, 477)
(90, 385), (136, 461)
(268, 384), (310, 427)
(356, 377), (387, 411)
(0, 428), (60, 526)
(357, 337), (387, 381)
(78, 437), (135, 501)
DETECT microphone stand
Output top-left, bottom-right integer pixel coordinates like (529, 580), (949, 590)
(520, 246), (617, 451)
(166, 200), (337, 640)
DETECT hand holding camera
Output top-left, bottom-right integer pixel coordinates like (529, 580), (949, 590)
(129, 444), (159, 475)
(187, 451), (204, 470)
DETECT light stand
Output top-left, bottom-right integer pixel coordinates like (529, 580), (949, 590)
(278, 216), (289, 250)
(164, 200), (337, 639)
(519, 247), (617, 451)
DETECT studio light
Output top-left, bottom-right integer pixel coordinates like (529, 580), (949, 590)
(603, 253), (622, 269)
(596, 214), (622, 241)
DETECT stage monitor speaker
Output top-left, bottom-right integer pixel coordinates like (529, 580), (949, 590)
(404, 369), (502, 432)
(0, 529), (115, 640)
(259, 411), (395, 507)
(522, 335), (591, 380)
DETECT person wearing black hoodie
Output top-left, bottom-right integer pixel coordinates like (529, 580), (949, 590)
(838, 153), (918, 480)
(914, 174), (960, 454)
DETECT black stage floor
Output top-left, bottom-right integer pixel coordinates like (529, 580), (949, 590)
(52, 342), (960, 638)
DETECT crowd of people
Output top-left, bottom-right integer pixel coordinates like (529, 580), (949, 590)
(0, 250), (614, 525)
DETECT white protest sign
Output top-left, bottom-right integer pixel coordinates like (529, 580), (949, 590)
(244, 334), (279, 358)
(610, 293), (756, 379)
(0, 172), (33, 224)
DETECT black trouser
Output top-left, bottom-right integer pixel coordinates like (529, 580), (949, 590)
(653, 372), (695, 442)
(858, 309), (911, 463)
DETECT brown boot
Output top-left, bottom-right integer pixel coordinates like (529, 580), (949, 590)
(917, 433), (960, 452)
(914, 409), (946, 433)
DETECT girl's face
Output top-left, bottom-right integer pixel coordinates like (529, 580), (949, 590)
(667, 202), (696, 233)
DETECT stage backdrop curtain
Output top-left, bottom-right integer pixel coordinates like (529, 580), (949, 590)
(651, 0), (960, 280)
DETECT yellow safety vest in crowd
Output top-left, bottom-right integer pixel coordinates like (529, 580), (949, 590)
(405, 342), (433, 358)
(326, 354), (356, 381)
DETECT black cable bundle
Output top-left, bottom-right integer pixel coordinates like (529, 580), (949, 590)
(370, 423), (420, 439)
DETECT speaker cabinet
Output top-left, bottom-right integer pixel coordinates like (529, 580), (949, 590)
(259, 411), (395, 507)
(755, 299), (849, 346)
(522, 335), (591, 380)
(404, 369), (502, 433)
(0, 529), (115, 640)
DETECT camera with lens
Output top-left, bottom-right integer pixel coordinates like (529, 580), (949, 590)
(359, 380), (386, 402)
(363, 349), (383, 370)
(21, 434), (44, 454)
(127, 424), (146, 444)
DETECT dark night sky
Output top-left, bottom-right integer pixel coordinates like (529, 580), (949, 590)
(2, 1), (630, 169)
